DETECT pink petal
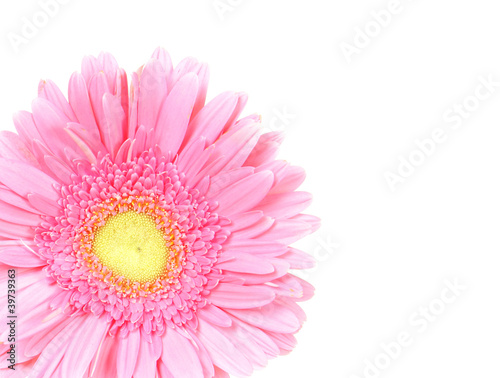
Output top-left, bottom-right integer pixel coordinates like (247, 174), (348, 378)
(269, 165), (306, 195)
(221, 92), (248, 133)
(68, 72), (101, 140)
(170, 57), (208, 117)
(229, 215), (275, 240)
(201, 124), (261, 176)
(211, 323), (268, 368)
(31, 97), (78, 162)
(138, 58), (168, 132)
(222, 239), (287, 257)
(244, 131), (285, 167)
(0, 158), (59, 201)
(215, 171), (274, 216)
(38, 79), (76, 121)
(64, 127), (98, 164)
(13, 111), (42, 149)
(152, 47), (173, 81)
(226, 259), (289, 285)
(88, 71), (111, 138)
(196, 318), (253, 376)
(0, 246), (44, 267)
(81, 55), (100, 84)
(281, 247), (316, 269)
(117, 328), (140, 378)
(266, 331), (297, 353)
(0, 218), (34, 239)
(155, 73), (199, 155)
(43, 155), (74, 185)
(208, 283), (275, 309)
(101, 93), (126, 156)
(89, 332), (118, 378)
(133, 335), (159, 378)
(226, 302), (301, 334)
(215, 253), (275, 274)
(0, 199), (41, 226)
(0, 131), (39, 167)
(197, 304), (232, 327)
(183, 92), (239, 148)
(27, 193), (62, 217)
(29, 316), (86, 376)
(256, 218), (313, 245)
(161, 327), (204, 378)
(0, 186), (42, 215)
(291, 214), (321, 233)
(226, 211), (264, 232)
(205, 167), (254, 200)
(59, 316), (109, 378)
(213, 366), (230, 378)
(256, 191), (312, 219)
(98, 52), (119, 92)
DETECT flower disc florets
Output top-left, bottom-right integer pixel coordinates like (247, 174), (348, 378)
(36, 150), (228, 335)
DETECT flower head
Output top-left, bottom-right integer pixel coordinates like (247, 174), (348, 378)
(0, 48), (319, 377)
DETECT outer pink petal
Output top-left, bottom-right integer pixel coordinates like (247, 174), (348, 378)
(0, 246), (44, 267)
(226, 302), (301, 334)
(155, 73), (199, 156)
(215, 171), (274, 217)
(208, 283), (275, 309)
(215, 253), (275, 274)
(88, 333), (118, 378)
(13, 111), (43, 149)
(0, 158), (59, 201)
(68, 72), (101, 141)
(117, 328), (140, 378)
(205, 167), (254, 200)
(281, 247), (316, 270)
(0, 131), (39, 167)
(256, 191), (312, 219)
(200, 124), (261, 177)
(152, 47), (173, 82)
(197, 304), (232, 328)
(244, 131), (284, 167)
(0, 198), (41, 226)
(133, 335), (159, 378)
(101, 93), (126, 156)
(0, 186), (43, 215)
(138, 58), (168, 131)
(182, 92), (239, 149)
(196, 318), (253, 376)
(59, 315), (109, 378)
(268, 165), (306, 195)
(38, 79), (77, 121)
(31, 97), (78, 163)
(160, 327), (204, 378)
(0, 219), (34, 239)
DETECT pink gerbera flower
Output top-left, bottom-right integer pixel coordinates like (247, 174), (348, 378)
(0, 48), (319, 377)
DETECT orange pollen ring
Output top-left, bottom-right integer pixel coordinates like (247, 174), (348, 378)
(73, 194), (186, 297)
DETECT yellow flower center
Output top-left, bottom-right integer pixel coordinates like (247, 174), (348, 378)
(92, 210), (168, 283)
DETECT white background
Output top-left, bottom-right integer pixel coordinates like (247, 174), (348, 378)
(1, 0), (500, 377)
